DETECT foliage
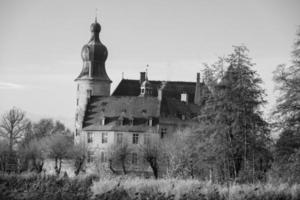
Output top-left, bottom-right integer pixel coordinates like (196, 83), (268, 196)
(18, 138), (48, 173)
(45, 133), (74, 175)
(91, 177), (300, 200)
(0, 173), (94, 200)
(164, 128), (201, 179)
(272, 27), (300, 183)
(71, 142), (87, 176)
(108, 142), (132, 175)
(198, 45), (271, 183)
(140, 137), (166, 179)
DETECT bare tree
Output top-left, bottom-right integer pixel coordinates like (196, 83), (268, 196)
(108, 142), (131, 175)
(140, 137), (165, 179)
(46, 133), (73, 175)
(71, 142), (87, 176)
(0, 107), (28, 152)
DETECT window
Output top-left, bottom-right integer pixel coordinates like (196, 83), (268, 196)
(76, 99), (79, 106)
(132, 153), (138, 165)
(87, 89), (92, 97)
(130, 119), (134, 126)
(87, 132), (93, 143)
(87, 151), (94, 163)
(75, 113), (78, 121)
(75, 129), (79, 136)
(148, 118), (153, 126)
(101, 151), (107, 163)
(160, 128), (167, 139)
(133, 133), (139, 144)
(117, 133), (123, 144)
(144, 134), (150, 145)
(102, 132), (108, 143)
(101, 118), (105, 125)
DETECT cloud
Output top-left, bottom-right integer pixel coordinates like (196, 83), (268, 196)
(0, 82), (25, 90)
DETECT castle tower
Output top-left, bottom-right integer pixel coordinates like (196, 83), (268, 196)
(75, 18), (112, 139)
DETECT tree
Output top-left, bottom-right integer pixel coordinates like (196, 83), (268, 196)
(164, 128), (201, 179)
(108, 142), (131, 175)
(0, 108), (28, 152)
(140, 137), (165, 179)
(46, 133), (73, 175)
(0, 140), (9, 172)
(33, 118), (71, 139)
(19, 138), (48, 173)
(198, 45), (271, 183)
(71, 142), (87, 176)
(272, 27), (300, 183)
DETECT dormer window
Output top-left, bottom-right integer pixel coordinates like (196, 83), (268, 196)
(148, 118), (153, 126)
(130, 118), (134, 126)
(101, 117), (105, 125)
(118, 118), (124, 126)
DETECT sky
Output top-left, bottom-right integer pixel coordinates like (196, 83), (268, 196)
(0, 0), (299, 129)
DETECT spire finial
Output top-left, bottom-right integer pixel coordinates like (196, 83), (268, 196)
(95, 8), (98, 22)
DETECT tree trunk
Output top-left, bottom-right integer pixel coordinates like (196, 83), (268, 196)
(121, 160), (127, 175)
(149, 158), (158, 179)
(108, 159), (117, 174)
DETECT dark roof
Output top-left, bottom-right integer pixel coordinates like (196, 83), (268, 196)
(83, 96), (160, 130)
(82, 95), (201, 131)
(112, 79), (199, 103)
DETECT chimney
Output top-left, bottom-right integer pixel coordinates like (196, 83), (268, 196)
(140, 72), (146, 84)
(158, 81), (167, 101)
(194, 72), (201, 105)
(197, 72), (200, 83)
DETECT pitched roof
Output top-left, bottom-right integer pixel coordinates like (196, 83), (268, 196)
(111, 79), (198, 103)
(83, 96), (160, 130)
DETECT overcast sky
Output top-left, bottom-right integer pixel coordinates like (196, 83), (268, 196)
(0, 0), (299, 128)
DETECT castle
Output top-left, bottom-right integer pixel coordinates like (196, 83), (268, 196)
(74, 18), (209, 173)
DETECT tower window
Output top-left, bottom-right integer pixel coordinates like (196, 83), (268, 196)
(102, 132), (108, 143)
(87, 132), (93, 143)
(132, 152), (138, 165)
(133, 133), (139, 144)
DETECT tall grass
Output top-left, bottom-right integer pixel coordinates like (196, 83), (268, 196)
(91, 177), (300, 200)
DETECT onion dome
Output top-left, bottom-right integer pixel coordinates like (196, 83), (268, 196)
(81, 18), (108, 62)
(76, 18), (111, 82)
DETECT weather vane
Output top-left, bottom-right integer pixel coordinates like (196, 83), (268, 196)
(95, 8), (98, 22)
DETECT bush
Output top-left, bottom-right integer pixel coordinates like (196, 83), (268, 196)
(0, 173), (93, 200)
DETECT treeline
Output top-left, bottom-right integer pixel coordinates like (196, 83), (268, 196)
(0, 112), (86, 176)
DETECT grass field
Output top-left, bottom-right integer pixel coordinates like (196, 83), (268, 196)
(1, 173), (300, 200)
